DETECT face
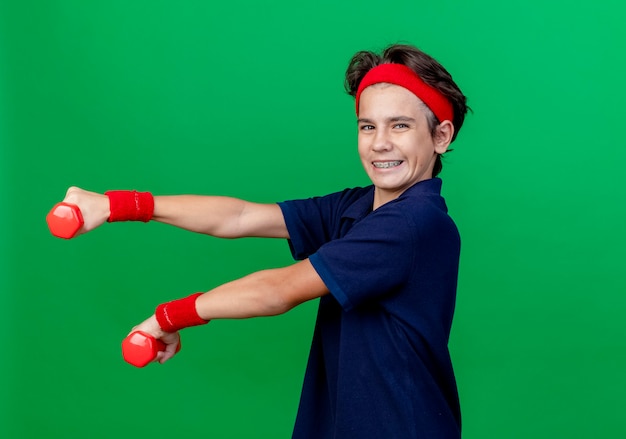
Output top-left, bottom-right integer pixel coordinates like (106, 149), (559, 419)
(357, 83), (450, 209)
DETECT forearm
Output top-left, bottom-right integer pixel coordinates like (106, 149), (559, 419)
(130, 259), (327, 364)
(152, 195), (245, 237)
(195, 259), (328, 320)
(125, 273), (285, 366)
(152, 195), (288, 239)
(123, 272), (283, 366)
(196, 269), (296, 319)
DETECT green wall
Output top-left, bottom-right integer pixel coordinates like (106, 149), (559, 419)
(1, 1), (625, 437)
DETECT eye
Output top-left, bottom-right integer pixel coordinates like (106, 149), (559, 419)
(359, 124), (375, 131)
(393, 123), (410, 129)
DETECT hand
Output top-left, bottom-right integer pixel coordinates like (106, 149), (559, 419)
(62, 187), (110, 236)
(129, 314), (182, 364)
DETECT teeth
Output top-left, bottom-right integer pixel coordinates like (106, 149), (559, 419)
(373, 161), (402, 169)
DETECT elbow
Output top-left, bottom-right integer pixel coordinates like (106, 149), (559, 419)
(254, 270), (299, 317)
(262, 290), (295, 316)
(249, 261), (324, 318)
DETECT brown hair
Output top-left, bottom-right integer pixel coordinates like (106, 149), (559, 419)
(345, 44), (469, 177)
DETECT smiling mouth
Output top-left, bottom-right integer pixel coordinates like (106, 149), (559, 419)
(373, 160), (403, 169)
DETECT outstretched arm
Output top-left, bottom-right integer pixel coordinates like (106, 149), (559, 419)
(130, 258), (329, 363)
(60, 187), (289, 239)
(152, 195), (288, 239)
(194, 258), (328, 319)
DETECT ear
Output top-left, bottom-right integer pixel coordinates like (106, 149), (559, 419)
(434, 120), (454, 154)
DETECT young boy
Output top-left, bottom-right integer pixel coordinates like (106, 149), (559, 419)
(60, 43), (468, 438)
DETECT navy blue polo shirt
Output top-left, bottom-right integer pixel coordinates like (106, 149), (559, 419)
(278, 178), (461, 439)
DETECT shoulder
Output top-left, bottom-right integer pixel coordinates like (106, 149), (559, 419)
(372, 181), (459, 245)
(282, 186), (372, 207)
(279, 185), (374, 220)
(395, 179), (454, 220)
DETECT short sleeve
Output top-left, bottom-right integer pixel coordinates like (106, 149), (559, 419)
(310, 206), (417, 311)
(278, 187), (372, 260)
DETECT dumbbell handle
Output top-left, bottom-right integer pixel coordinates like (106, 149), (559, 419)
(46, 202), (84, 239)
(122, 331), (180, 368)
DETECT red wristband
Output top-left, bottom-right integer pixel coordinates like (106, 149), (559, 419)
(105, 190), (154, 222)
(155, 293), (208, 333)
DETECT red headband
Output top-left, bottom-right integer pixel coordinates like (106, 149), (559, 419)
(355, 63), (454, 123)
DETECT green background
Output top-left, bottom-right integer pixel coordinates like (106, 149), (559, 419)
(1, 1), (625, 438)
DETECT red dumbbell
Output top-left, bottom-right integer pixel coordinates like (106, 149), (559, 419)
(122, 331), (181, 368)
(46, 202), (84, 239)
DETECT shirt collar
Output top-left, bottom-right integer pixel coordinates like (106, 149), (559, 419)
(342, 178), (444, 221)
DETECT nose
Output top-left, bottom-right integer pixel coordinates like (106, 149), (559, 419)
(372, 128), (392, 152)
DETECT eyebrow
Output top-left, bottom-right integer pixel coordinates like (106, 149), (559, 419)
(357, 116), (417, 124)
